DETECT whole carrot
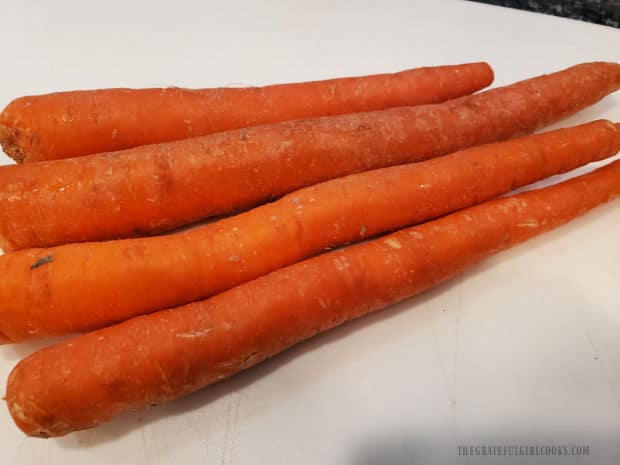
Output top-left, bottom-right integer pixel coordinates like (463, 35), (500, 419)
(0, 63), (618, 251)
(7, 158), (620, 437)
(0, 120), (617, 343)
(0, 63), (494, 163)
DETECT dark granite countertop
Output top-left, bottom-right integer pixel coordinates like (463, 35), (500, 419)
(471, 0), (620, 28)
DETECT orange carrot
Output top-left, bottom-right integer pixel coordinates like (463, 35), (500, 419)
(6, 158), (620, 437)
(0, 63), (494, 163)
(0, 120), (617, 343)
(1, 62), (618, 252)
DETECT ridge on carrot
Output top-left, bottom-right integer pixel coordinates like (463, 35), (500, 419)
(0, 62), (619, 251)
(0, 62), (494, 162)
(6, 157), (620, 438)
(0, 120), (618, 343)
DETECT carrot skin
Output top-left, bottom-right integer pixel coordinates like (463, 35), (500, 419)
(6, 158), (620, 437)
(0, 63), (494, 162)
(0, 62), (618, 251)
(0, 120), (618, 343)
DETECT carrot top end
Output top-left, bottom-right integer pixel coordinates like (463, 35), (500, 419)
(0, 123), (25, 163)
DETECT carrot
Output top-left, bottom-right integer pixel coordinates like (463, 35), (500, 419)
(7, 157), (620, 437)
(0, 63), (618, 251)
(0, 63), (494, 163)
(0, 120), (617, 343)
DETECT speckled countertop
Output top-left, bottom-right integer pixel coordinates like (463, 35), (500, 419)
(472, 0), (620, 27)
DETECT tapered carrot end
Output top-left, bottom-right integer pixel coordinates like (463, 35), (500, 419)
(461, 61), (494, 88)
(599, 62), (620, 91)
(480, 62), (495, 88)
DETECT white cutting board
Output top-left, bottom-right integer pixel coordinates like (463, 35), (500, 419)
(0, 1), (619, 464)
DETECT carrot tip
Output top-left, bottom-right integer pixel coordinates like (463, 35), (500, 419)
(483, 62), (495, 87)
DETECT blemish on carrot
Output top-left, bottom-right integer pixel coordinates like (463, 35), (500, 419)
(244, 351), (259, 364)
(176, 328), (212, 338)
(6, 194), (22, 202)
(385, 238), (402, 249)
(30, 255), (53, 270)
(333, 256), (349, 272)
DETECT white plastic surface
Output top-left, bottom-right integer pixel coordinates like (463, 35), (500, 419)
(0, 1), (619, 464)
